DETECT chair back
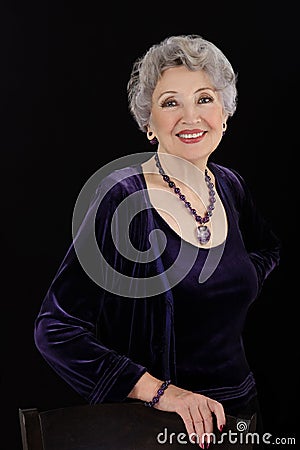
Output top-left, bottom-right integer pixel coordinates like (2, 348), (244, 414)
(19, 402), (256, 449)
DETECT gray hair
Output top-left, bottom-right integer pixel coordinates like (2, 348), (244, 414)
(127, 34), (238, 132)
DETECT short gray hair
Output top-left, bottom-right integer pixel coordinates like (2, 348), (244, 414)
(127, 34), (238, 132)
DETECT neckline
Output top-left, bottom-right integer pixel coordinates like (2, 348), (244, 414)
(138, 161), (228, 251)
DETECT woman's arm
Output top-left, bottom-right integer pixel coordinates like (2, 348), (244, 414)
(229, 168), (281, 290)
(34, 175), (147, 403)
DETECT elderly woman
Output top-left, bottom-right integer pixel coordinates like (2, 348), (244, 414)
(34, 35), (280, 447)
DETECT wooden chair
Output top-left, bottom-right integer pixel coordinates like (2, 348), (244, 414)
(19, 402), (256, 449)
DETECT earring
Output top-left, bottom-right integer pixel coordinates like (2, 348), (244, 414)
(147, 130), (158, 145)
(222, 123), (227, 136)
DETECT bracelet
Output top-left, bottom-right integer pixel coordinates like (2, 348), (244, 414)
(144, 380), (171, 407)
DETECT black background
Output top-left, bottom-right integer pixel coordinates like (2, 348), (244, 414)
(1, 1), (298, 449)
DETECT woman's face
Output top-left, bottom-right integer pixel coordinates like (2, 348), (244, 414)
(149, 65), (226, 165)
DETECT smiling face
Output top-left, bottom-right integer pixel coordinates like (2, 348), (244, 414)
(149, 65), (227, 167)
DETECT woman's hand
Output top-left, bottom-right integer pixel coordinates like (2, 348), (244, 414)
(129, 373), (225, 448)
(157, 383), (225, 448)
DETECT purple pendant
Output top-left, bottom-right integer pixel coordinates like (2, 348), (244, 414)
(197, 225), (211, 244)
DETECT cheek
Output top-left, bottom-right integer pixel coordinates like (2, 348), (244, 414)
(151, 112), (177, 133)
(204, 107), (224, 128)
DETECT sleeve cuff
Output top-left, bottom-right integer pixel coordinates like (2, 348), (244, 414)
(89, 356), (147, 404)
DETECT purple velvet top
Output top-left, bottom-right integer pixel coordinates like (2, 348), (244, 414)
(34, 161), (280, 410)
(153, 191), (258, 409)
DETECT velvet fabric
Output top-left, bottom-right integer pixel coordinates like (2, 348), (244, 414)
(34, 161), (281, 408)
(152, 180), (260, 410)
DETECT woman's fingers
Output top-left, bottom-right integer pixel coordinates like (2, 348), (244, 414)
(178, 406), (203, 445)
(186, 401), (216, 447)
(172, 395), (219, 447)
(157, 386), (226, 448)
(208, 398), (226, 432)
(188, 403), (207, 446)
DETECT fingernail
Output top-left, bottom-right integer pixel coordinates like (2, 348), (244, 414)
(219, 424), (224, 432)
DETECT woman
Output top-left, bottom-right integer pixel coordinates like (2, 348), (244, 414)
(34, 35), (280, 447)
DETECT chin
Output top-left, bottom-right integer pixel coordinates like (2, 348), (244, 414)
(180, 149), (211, 163)
(159, 145), (213, 163)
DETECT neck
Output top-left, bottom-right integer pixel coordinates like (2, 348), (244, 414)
(157, 151), (209, 193)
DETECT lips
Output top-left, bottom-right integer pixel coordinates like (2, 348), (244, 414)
(176, 129), (207, 143)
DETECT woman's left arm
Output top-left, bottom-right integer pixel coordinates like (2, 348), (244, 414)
(230, 168), (281, 290)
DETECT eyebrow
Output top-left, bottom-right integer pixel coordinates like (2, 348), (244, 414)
(157, 87), (216, 101)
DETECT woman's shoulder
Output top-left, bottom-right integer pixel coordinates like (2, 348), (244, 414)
(95, 164), (145, 197)
(209, 161), (245, 184)
(209, 161), (249, 205)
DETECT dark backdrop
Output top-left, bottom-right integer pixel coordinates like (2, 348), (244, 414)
(1, 2), (298, 449)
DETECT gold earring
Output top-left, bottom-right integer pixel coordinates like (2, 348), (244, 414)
(147, 130), (154, 141)
(147, 130), (158, 145)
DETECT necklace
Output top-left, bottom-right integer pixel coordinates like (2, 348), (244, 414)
(154, 153), (216, 245)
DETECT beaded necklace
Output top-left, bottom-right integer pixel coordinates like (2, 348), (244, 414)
(154, 152), (216, 245)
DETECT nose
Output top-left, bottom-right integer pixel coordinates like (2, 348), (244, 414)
(181, 103), (202, 124)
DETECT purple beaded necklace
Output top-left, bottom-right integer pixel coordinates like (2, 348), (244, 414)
(154, 152), (216, 245)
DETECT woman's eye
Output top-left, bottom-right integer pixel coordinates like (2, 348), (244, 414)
(161, 99), (177, 108)
(198, 96), (213, 104)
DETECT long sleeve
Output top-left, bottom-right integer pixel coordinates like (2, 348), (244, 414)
(34, 171), (147, 404)
(226, 167), (281, 291)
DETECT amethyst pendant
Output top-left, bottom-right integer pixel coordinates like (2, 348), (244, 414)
(197, 225), (211, 244)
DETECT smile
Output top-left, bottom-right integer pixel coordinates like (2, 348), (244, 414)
(177, 131), (206, 138)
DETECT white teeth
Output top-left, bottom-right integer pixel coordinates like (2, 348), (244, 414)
(178, 132), (205, 138)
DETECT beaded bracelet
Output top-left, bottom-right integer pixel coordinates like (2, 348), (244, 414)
(144, 380), (171, 407)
